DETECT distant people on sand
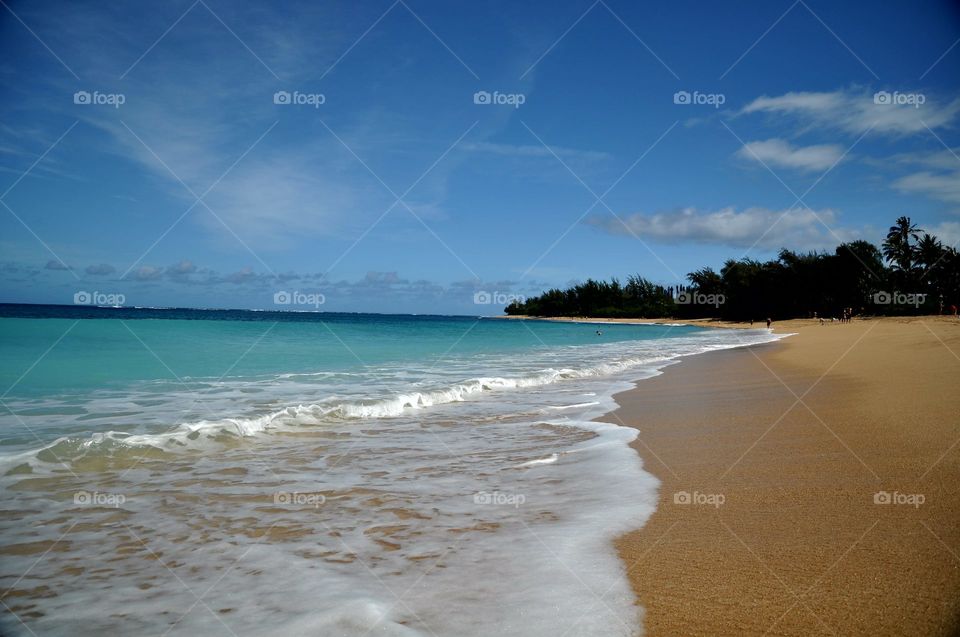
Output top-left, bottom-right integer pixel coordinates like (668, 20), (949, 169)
(766, 317), (772, 328)
(818, 308), (854, 325)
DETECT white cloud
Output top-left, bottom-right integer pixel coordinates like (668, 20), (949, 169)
(586, 206), (860, 251)
(865, 148), (960, 205)
(737, 138), (845, 172)
(893, 170), (960, 205)
(928, 222), (960, 248)
(28, 3), (421, 251)
(886, 149), (960, 205)
(83, 102), (371, 251)
(741, 89), (960, 136)
(889, 148), (960, 171)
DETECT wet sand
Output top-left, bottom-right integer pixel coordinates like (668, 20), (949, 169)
(609, 316), (960, 636)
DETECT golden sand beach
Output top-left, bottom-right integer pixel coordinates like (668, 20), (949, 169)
(605, 316), (960, 635)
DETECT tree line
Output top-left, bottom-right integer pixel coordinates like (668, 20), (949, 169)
(504, 217), (960, 320)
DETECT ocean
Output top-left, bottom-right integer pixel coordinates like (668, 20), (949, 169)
(0, 305), (782, 636)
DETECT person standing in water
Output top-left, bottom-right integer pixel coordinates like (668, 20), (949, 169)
(766, 317), (772, 329)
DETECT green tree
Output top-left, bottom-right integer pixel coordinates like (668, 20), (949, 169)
(834, 240), (886, 312)
(506, 217), (955, 320)
(687, 267), (723, 295)
(882, 216), (922, 289)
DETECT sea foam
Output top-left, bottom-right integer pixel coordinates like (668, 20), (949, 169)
(0, 326), (785, 636)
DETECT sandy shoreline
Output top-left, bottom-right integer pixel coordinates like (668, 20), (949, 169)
(492, 314), (752, 329)
(606, 316), (960, 636)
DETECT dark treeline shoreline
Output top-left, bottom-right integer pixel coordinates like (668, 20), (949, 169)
(505, 217), (960, 320)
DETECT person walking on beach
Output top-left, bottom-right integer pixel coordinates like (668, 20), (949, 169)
(766, 317), (772, 328)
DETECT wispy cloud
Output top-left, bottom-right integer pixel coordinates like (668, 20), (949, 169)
(586, 206), (860, 251)
(887, 148), (960, 206)
(928, 221), (960, 247)
(736, 138), (845, 172)
(18, 1), (457, 251)
(893, 170), (960, 205)
(741, 89), (960, 135)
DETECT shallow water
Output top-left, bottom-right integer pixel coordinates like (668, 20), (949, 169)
(0, 308), (782, 636)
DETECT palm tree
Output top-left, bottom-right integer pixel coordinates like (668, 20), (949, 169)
(916, 233), (944, 274)
(882, 216), (922, 273)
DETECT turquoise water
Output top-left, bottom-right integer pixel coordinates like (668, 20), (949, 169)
(0, 305), (782, 637)
(0, 307), (703, 397)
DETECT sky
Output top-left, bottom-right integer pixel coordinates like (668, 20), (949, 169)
(1, 0), (959, 314)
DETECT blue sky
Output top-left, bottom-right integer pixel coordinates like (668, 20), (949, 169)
(1, 0), (959, 314)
